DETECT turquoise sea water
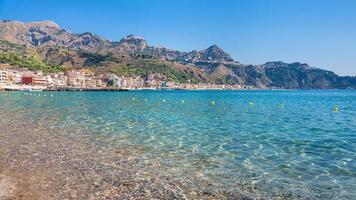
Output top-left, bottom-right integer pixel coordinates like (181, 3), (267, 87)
(1, 90), (355, 199)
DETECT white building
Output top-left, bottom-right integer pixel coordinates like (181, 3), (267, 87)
(49, 72), (67, 87)
(0, 70), (7, 84)
(6, 69), (24, 84)
(66, 70), (86, 87)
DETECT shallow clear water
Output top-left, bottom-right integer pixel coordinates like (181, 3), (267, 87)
(1, 90), (355, 199)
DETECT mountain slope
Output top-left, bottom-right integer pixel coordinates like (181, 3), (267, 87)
(0, 20), (355, 89)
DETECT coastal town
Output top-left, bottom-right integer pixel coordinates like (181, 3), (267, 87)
(0, 65), (247, 91)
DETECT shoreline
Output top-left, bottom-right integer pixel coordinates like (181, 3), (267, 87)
(0, 83), (255, 91)
(2, 87), (354, 92)
(2, 84), (355, 92)
(1, 86), (253, 92)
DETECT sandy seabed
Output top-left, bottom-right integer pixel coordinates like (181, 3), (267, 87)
(0, 112), (249, 200)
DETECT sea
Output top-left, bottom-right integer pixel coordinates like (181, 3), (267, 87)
(0, 90), (355, 199)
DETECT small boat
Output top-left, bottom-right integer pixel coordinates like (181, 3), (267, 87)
(24, 88), (43, 92)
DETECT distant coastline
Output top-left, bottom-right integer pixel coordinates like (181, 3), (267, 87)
(1, 20), (355, 90)
(2, 83), (354, 92)
(0, 85), (253, 92)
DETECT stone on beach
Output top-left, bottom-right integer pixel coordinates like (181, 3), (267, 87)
(0, 175), (15, 199)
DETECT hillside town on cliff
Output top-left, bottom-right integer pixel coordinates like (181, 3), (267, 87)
(0, 65), (247, 91)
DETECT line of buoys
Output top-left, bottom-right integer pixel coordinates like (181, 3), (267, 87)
(22, 92), (53, 97)
(1, 94), (343, 114)
(93, 97), (288, 109)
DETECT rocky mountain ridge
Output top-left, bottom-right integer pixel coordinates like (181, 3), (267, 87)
(0, 20), (236, 63)
(0, 20), (355, 89)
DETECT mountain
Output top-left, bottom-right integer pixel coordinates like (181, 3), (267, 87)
(0, 20), (111, 50)
(189, 45), (233, 62)
(0, 20), (355, 89)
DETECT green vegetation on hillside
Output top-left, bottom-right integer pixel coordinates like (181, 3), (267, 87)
(0, 40), (26, 52)
(0, 52), (64, 73)
(114, 65), (146, 77)
(80, 51), (119, 66)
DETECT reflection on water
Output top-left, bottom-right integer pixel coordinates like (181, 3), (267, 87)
(1, 90), (355, 199)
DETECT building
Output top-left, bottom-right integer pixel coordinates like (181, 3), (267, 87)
(85, 78), (97, 88)
(94, 77), (105, 88)
(21, 70), (48, 85)
(84, 71), (102, 88)
(49, 72), (67, 87)
(22, 71), (34, 85)
(66, 70), (86, 87)
(6, 69), (24, 84)
(0, 70), (7, 83)
(125, 76), (145, 88)
(33, 77), (47, 85)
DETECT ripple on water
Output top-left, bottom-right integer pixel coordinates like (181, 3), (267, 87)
(1, 90), (356, 199)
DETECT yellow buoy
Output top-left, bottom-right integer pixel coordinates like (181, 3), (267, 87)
(132, 97), (136, 101)
(248, 102), (253, 107)
(211, 101), (216, 106)
(162, 99), (166, 103)
(280, 103), (285, 109)
(181, 100), (185, 104)
(144, 98), (148, 102)
(333, 106), (339, 112)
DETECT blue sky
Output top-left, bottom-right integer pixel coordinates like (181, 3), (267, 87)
(0, 0), (355, 75)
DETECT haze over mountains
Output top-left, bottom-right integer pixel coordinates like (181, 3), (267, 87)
(0, 20), (355, 89)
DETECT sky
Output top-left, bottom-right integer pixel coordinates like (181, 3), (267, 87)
(0, 0), (355, 76)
